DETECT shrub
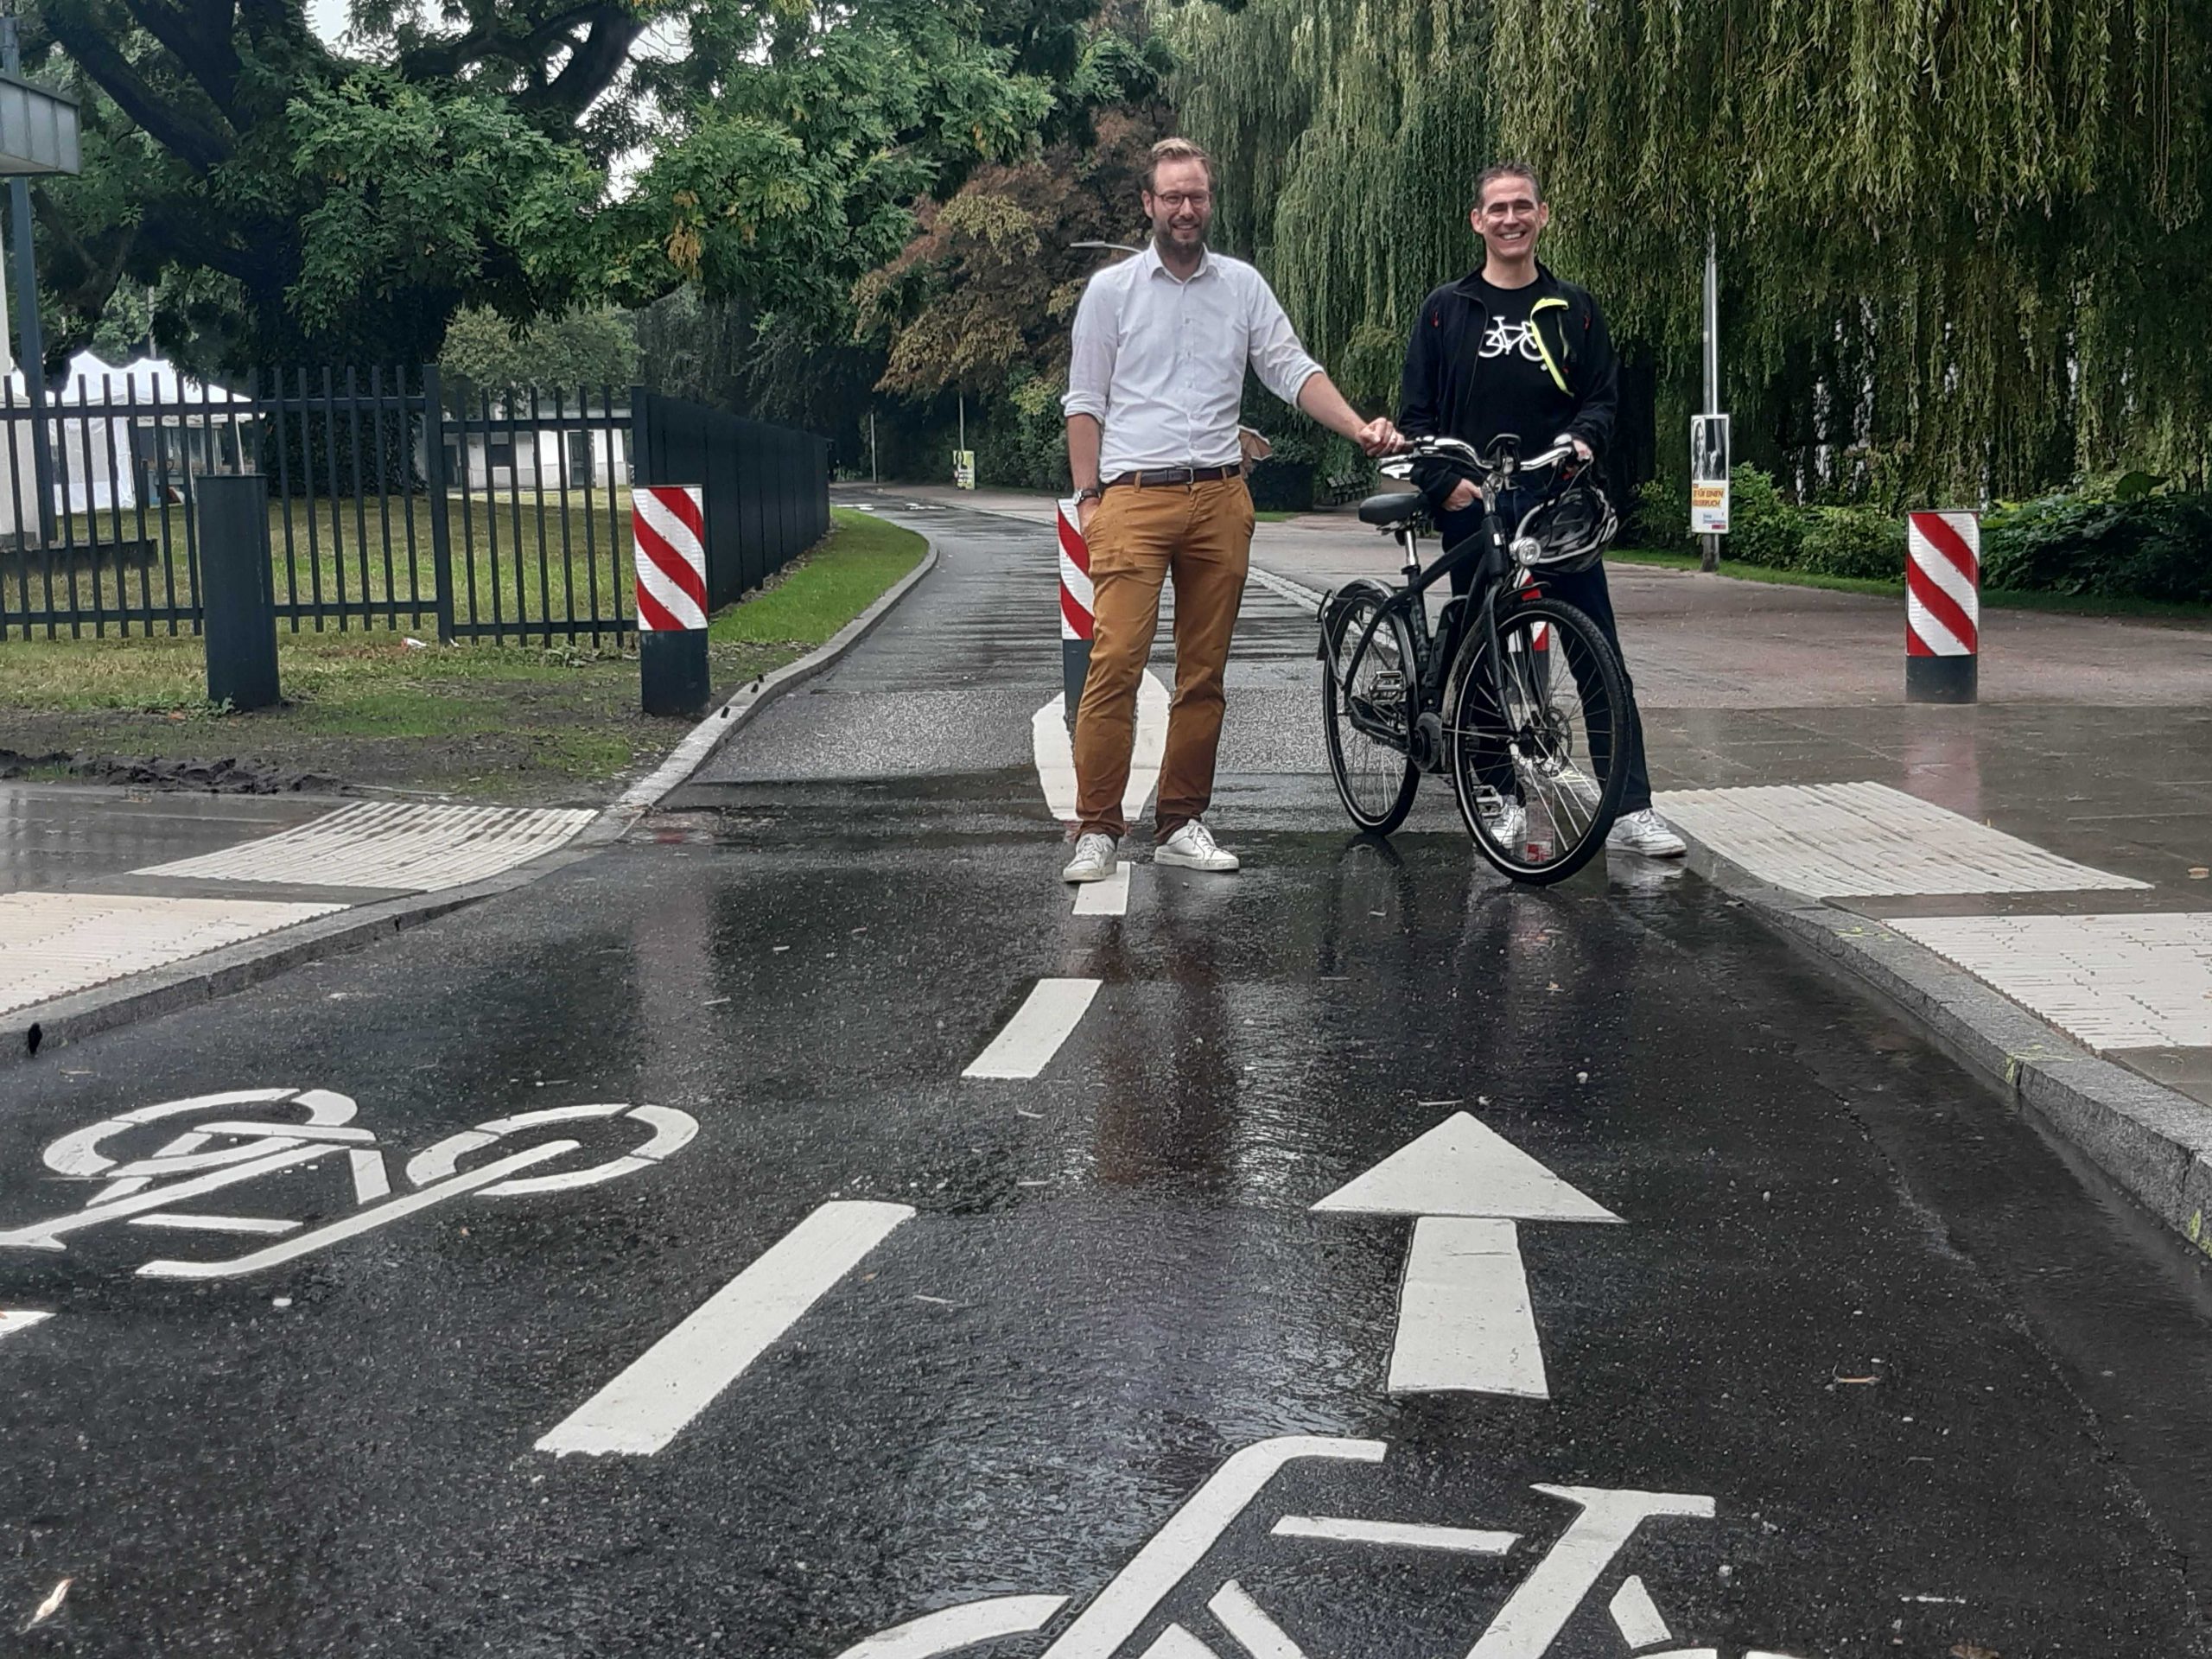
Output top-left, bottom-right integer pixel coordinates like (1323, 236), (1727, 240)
(1627, 473), (1694, 553)
(1796, 505), (1907, 579)
(1981, 489), (2212, 604)
(1725, 466), (1805, 568)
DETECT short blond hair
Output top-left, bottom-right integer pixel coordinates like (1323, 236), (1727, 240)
(1146, 137), (1214, 193)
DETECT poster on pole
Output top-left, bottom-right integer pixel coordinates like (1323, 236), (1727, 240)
(952, 449), (976, 490)
(1690, 415), (1730, 534)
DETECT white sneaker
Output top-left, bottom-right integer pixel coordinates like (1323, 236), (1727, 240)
(1608, 807), (1687, 858)
(1061, 832), (1118, 883)
(1154, 819), (1240, 872)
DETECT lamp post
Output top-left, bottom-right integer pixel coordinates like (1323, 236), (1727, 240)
(1699, 227), (1721, 574)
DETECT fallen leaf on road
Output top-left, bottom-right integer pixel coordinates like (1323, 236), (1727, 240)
(2191, 868), (2209, 880)
(1950, 1645), (2000, 1659)
(26, 1578), (70, 1628)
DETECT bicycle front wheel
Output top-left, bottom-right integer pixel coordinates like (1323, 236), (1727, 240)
(1320, 584), (1421, 835)
(1445, 594), (1630, 884)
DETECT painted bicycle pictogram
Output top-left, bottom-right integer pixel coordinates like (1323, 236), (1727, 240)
(0, 1087), (697, 1280)
(836, 1435), (1814, 1659)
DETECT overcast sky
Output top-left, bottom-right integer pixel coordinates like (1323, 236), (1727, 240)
(308, 0), (348, 44)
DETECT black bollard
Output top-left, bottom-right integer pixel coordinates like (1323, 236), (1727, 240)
(198, 474), (280, 711)
(640, 630), (711, 718)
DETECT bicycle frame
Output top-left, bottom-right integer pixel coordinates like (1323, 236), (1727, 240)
(1332, 503), (1522, 758)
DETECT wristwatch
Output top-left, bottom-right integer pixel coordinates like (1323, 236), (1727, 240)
(1076, 485), (1103, 504)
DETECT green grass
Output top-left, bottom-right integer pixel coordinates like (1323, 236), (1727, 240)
(1605, 546), (2212, 621)
(0, 507), (928, 802)
(709, 508), (925, 645)
(1254, 509), (1305, 523)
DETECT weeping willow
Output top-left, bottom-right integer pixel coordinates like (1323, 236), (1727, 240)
(1165, 0), (2212, 497)
(1166, 0), (1497, 408)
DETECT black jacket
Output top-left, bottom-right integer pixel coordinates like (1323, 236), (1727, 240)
(1396, 263), (1620, 512)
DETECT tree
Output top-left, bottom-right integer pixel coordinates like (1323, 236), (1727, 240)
(855, 106), (1166, 397)
(29, 3), (611, 367)
(628, 0), (1166, 464)
(30, 0), (1085, 372)
(438, 305), (638, 404)
(1170, 0), (2212, 498)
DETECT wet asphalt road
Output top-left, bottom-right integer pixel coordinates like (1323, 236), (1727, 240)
(5, 501), (2212, 1657)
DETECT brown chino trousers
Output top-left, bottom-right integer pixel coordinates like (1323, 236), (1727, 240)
(1073, 475), (1255, 840)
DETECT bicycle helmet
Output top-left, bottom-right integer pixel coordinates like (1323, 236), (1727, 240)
(1510, 474), (1616, 574)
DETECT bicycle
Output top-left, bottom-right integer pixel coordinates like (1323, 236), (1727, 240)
(1319, 435), (1631, 884)
(833, 1433), (1815, 1657)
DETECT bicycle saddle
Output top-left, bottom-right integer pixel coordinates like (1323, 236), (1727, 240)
(1357, 490), (1427, 527)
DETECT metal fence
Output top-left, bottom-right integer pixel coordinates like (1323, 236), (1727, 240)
(0, 366), (831, 645)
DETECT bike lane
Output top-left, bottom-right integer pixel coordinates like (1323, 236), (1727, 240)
(0, 504), (2205, 1656)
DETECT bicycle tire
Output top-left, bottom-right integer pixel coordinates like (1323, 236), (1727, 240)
(1319, 583), (1421, 835)
(1444, 594), (1630, 884)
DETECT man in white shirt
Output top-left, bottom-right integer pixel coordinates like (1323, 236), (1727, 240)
(1060, 137), (1401, 882)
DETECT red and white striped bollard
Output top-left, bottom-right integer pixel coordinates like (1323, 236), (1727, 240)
(1058, 498), (1094, 727)
(634, 484), (711, 717)
(1906, 509), (1980, 704)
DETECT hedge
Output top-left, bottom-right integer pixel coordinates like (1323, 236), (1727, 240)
(1629, 467), (2212, 604)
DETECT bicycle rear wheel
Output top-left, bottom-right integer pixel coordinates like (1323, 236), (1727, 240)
(1444, 594), (1630, 884)
(1320, 585), (1420, 834)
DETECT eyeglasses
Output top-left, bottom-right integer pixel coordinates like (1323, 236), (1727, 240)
(1150, 192), (1212, 210)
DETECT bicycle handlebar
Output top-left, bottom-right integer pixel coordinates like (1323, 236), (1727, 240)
(1402, 435), (1579, 477)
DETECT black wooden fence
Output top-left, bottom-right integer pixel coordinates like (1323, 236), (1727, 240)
(0, 367), (831, 644)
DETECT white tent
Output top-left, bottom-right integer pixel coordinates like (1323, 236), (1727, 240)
(0, 353), (251, 532)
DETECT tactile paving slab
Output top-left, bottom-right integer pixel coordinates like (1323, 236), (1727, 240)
(135, 801), (594, 893)
(1653, 781), (2148, 899)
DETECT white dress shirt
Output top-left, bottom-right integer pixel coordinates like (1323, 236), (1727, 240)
(1062, 243), (1325, 480)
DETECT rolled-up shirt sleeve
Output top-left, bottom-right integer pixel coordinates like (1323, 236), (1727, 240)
(1246, 272), (1325, 406)
(1062, 276), (1115, 423)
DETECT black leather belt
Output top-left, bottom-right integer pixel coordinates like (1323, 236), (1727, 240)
(1104, 465), (1240, 490)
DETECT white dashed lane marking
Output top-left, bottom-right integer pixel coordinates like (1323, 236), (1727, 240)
(963, 978), (1103, 1079)
(537, 1200), (913, 1458)
(1653, 781), (2146, 897)
(0, 1311), (53, 1344)
(1073, 865), (1131, 917)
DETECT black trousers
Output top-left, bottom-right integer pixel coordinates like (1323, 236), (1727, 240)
(1434, 499), (1654, 815)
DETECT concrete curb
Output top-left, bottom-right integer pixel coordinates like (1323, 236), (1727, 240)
(1675, 833), (2212, 1260)
(3, 531), (943, 1070)
(575, 536), (941, 845)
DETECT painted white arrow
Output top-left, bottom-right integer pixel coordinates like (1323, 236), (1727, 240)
(1313, 1112), (1621, 1397)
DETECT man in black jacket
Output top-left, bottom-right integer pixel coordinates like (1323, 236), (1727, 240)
(1397, 162), (1684, 858)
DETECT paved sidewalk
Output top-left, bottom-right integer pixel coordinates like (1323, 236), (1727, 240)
(0, 784), (594, 1020)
